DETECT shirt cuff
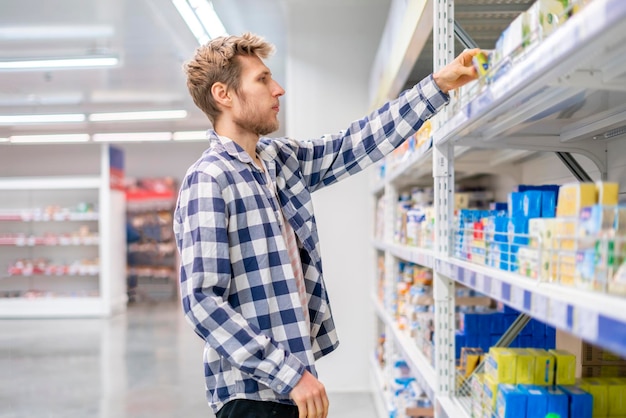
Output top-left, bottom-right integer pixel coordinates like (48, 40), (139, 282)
(269, 352), (307, 395)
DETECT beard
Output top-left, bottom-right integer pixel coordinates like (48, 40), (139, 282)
(233, 93), (280, 136)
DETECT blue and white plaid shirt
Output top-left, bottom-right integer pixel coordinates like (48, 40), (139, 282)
(173, 75), (449, 413)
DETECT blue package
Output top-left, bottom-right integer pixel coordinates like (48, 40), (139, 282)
(479, 335), (491, 352)
(466, 334), (480, 349)
(508, 192), (525, 218)
(502, 305), (519, 315)
(530, 319), (547, 337)
(491, 335), (501, 347)
(523, 190), (543, 218)
(557, 385), (593, 418)
(491, 202), (508, 212)
(455, 331), (466, 359)
(520, 335), (533, 348)
(477, 312), (493, 333)
(510, 216), (530, 245)
(497, 384), (527, 418)
(544, 386), (569, 418)
(461, 312), (480, 335)
(541, 190), (557, 217)
(503, 314), (518, 331)
(519, 385), (548, 418)
(531, 334), (545, 349)
(520, 320), (533, 336)
(495, 217), (510, 243)
(490, 312), (505, 334)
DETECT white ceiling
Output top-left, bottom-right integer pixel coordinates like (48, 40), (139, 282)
(0, 0), (289, 139)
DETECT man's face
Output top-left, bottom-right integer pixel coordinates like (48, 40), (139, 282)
(231, 55), (285, 136)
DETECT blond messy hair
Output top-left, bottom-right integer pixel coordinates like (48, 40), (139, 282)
(183, 32), (275, 125)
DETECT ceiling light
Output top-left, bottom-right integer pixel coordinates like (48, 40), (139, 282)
(0, 56), (119, 71)
(173, 0), (228, 44)
(0, 137), (8, 143)
(173, 130), (208, 141)
(10, 134), (90, 144)
(0, 25), (114, 40)
(92, 132), (172, 142)
(89, 110), (187, 122)
(0, 114), (86, 124)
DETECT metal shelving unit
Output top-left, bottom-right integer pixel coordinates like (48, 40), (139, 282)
(0, 145), (127, 318)
(370, 0), (626, 416)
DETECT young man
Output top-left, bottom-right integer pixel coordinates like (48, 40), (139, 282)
(174, 32), (479, 418)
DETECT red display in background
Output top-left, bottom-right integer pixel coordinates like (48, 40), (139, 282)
(125, 177), (177, 202)
(109, 146), (125, 191)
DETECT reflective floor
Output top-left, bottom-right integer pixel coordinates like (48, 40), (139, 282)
(0, 301), (377, 418)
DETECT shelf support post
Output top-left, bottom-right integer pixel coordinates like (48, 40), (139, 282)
(433, 0), (456, 405)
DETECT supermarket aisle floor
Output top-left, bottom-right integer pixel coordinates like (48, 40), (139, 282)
(0, 301), (378, 418)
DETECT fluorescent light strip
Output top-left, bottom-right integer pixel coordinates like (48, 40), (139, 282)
(173, 130), (208, 141)
(89, 110), (187, 122)
(173, 0), (227, 44)
(92, 132), (172, 142)
(173, 0), (210, 44)
(191, 0), (228, 39)
(0, 56), (118, 70)
(10, 134), (90, 144)
(0, 114), (85, 124)
(0, 137), (9, 143)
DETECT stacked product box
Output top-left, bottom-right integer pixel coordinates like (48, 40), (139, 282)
(581, 341), (626, 379)
(471, 0), (595, 89)
(477, 345), (594, 418)
(456, 181), (626, 298)
(456, 304), (556, 365)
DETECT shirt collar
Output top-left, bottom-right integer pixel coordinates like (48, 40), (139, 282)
(207, 130), (254, 164)
(208, 129), (276, 165)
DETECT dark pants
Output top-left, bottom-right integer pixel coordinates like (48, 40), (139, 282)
(216, 399), (299, 418)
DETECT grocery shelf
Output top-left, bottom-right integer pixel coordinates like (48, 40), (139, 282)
(369, 355), (390, 418)
(377, 241), (435, 270)
(0, 145), (127, 318)
(436, 256), (626, 358)
(433, 0), (626, 171)
(373, 295), (436, 402)
(437, 395), (470, 418)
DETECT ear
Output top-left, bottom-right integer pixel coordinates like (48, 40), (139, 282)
(211, 82), (232, 108)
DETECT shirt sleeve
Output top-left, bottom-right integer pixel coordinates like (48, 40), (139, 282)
(292, 75), (449, 191)
(174, 169), (306, 395)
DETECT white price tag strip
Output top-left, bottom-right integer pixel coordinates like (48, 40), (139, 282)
(532, 294), (548, 321)
(475, 273), (485, 293)
(490, 278), (502, 299)
(549, 299), (570, 331)
(511, 286), (525, 310)
(574, 307), (599, 342)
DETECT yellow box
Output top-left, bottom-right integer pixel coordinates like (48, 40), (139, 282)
(557, 182), (597, 218)
(549, 349), (577, 385)
(483, 373), (499, 411)
(554, 218), (577, 250)
(607, 377), (626, 416)
(511, 348), (535, 385)
(485, 348), (518, 384)
(579, 377), (609, 417)
(596, 182), (619, 206)
(527, 348), (555, 385)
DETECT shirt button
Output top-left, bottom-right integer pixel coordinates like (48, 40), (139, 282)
(277, 384), (283, 390)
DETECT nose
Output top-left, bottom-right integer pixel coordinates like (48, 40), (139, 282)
(273, 80), (285, 97)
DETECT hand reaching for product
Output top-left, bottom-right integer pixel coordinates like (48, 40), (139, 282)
(433, 48), (482, 94)
(289, 370), (329, 418)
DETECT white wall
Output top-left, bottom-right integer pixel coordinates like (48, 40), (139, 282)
(284, 0), (390, 392)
